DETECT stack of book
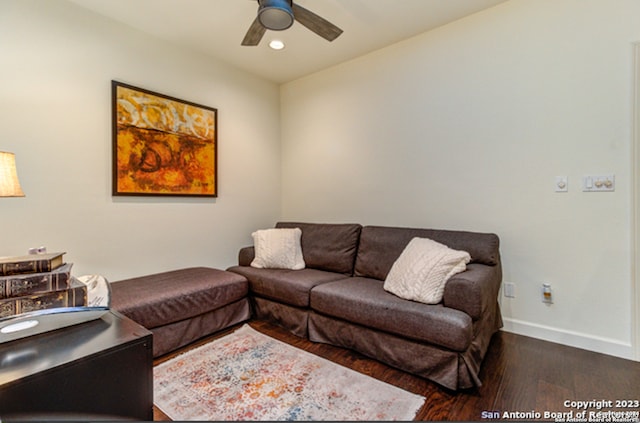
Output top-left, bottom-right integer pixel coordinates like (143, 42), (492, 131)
(0, 252), (87, 319)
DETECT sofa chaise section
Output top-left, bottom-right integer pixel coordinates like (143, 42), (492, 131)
(111, 267), (251, 357)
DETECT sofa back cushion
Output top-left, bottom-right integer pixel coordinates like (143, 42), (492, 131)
(354, 226), (500, 281)
(276, 222), (362, 275)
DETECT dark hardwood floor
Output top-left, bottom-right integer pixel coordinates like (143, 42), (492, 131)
(153, 320), (640, 421)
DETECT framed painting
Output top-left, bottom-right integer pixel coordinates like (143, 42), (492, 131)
(112, 81), (217, 197)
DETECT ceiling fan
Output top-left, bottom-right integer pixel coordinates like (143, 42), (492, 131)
(242, 0), (343, 46)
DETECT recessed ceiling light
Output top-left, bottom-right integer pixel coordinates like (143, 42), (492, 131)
(269, 40), (285, 50)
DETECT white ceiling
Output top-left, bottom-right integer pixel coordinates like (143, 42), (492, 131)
(68, 0), (508, 84)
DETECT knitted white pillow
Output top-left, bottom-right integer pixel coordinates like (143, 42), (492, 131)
(384, 237), (470, 304)
(250, 228), (305, 270)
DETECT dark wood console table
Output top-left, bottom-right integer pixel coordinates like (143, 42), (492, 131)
(0, 310), (153, 420)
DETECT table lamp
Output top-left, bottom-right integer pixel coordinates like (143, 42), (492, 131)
(0, 151), (25, 197)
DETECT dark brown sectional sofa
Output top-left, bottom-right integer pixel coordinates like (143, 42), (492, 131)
(227, 222), (503, 391)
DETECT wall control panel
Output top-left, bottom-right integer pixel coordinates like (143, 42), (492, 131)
(554, 174), (616, 192)
(582, 174), (615, 192)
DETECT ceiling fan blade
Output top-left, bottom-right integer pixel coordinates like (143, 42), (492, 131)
(292, 3), (343, 42)
(241, 17), (266, 46)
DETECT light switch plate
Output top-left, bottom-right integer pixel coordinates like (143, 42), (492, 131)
(582, 174), (615, 192)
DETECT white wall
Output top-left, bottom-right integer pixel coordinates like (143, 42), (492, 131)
(281, 0), (640, 359)
(0, 0), (281, 281)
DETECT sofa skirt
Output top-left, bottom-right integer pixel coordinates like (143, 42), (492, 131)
(252, 296), (309, 338)
(151, 298), (250, 357)
(308, 310), (500, 391)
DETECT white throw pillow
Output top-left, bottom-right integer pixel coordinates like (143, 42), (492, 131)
(384, 237), (470, 304)
(250, 228), (305, 270)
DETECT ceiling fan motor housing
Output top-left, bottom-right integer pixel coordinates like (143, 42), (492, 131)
(258, 0), (294, 31)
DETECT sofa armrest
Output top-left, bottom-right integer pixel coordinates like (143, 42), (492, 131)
(443, 262), (502, 321)
(238, 246), (255, 266)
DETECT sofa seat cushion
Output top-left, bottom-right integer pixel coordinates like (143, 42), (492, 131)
(110, 267), (248, 329)
(227, 265), (347, 307)
(310, 277), (473, 352)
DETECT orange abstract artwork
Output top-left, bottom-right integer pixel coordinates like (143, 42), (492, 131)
(112, 81), (217, 196)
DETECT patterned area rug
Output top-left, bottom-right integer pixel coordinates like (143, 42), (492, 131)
(154, 324), (425, 421)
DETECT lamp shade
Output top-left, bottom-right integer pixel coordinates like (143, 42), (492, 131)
(0, 152), (25, 197)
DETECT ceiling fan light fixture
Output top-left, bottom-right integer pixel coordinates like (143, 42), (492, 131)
(258, 0), (294, 31)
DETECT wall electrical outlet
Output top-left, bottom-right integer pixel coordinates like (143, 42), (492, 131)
(542, 283), (553, 304)
(503, 282), (515, 298)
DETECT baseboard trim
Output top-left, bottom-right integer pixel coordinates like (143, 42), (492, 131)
(501, 317), (634, 361)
